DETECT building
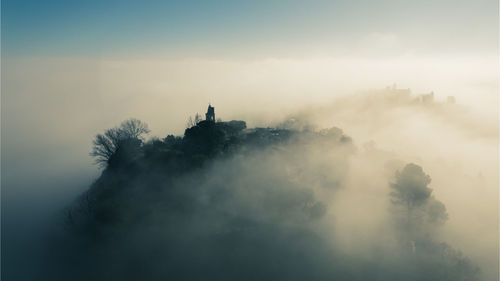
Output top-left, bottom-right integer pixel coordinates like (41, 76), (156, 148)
(416, 92), (434, 104)
(385, 83), (411, 95)
(205, 104), (215, 122)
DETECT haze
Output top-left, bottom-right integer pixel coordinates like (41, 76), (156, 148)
(1, 0), (498, 280)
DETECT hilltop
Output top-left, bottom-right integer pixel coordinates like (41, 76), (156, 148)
(65, 112), (353, 233)
(46, 107), (479, 281)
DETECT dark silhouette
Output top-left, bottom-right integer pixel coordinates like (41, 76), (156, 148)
(205, 104), (215, 122)
(389, 163), (478, 280)
(390, 163), (448, 234)
(186, 113), (203, 128)
(90, 118), (150, 167)
(54, 112), (357, 281)
(47, 110), (478, 281)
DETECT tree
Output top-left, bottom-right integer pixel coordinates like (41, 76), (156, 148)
(390, 163), (448, 240)
(186, 113), (203, 128)
(390, 163), (432, 210)
(194, 113), (202, 124)
(119, 118), (150, 139)
(91, 119), (149, 167)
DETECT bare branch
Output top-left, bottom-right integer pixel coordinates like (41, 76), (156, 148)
(90, 119), (150, 167)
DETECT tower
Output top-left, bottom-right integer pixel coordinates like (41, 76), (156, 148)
(205, 104), (215, 122)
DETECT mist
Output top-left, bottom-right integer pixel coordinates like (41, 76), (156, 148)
(2, 54), (498, 280)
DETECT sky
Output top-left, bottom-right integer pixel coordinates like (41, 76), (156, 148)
(1, 0), (498, 199)
(2, 0), (498, 58)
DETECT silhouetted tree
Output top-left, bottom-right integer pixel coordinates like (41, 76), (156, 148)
(91, 119), (149, 167)
(186, 113), (203, 128)
(119, 118), (150, 139)
(194, 113), (202, 124)
(186, 116), (195, 128)
(390, 163), (448, 245)
(183, 120), (225, 159)
(390, 163), (432, 211)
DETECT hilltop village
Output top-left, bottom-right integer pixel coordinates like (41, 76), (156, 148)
(376, 84), (456, 105)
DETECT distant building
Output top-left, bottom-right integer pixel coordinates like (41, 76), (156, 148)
(205, 104), (215, 122)
(416, 91), (434, 104)
(386, 83), (411, 95)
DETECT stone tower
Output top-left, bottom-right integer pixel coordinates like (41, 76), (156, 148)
(205, 104), (215, 122)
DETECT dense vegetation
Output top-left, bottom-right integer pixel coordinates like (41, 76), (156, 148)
(65, 118), (352, 236)
(47, 117), (480, 281)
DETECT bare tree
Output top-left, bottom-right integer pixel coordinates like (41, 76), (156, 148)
(91, 118), (149, 166)
(194, 113), (202, 124)
(186, 116), (195, 128)
(186, 113), (203, 128)
(91, 128), (122, 166)
(120, 118), (150, 139)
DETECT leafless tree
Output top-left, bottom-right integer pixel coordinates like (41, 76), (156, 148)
(120, 118), (150, 140)
(186, 116), (195, 128)
(90, 118), (149, 166)
(186, 113), (203, 128)
(194, 113), (202, 124)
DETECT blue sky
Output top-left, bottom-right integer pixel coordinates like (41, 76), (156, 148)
(2, 0), (498, 58)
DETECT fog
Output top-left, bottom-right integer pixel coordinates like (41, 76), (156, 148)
(2, 54), (498, 280)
